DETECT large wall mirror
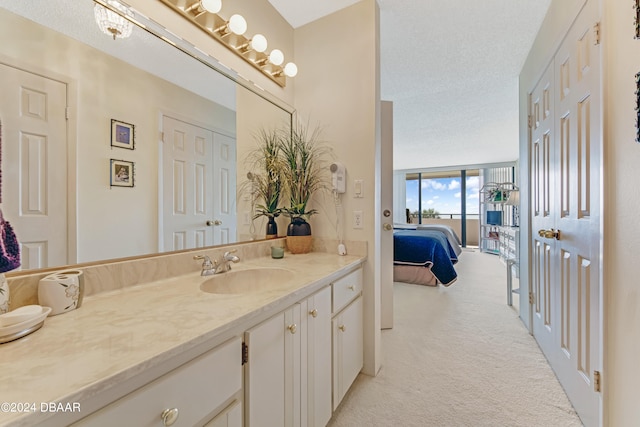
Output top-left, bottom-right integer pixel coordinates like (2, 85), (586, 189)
(0, 0), (293, 273)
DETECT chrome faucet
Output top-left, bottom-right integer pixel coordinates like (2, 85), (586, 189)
(193, 255), (216, 276)
(213, 250), (240, 274)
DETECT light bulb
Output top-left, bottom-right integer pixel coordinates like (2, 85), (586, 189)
(200, 0), (221, 13)
(284, 62), (298, 77)
(251, 34), (268, 53)
(228, 14), (247, 35)
(269, 49), (284, 66)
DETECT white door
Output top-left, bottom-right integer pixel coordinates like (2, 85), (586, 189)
(162, 116), (236, 251)
(529, 1), (602, 425)
(0, 63), (68, 269)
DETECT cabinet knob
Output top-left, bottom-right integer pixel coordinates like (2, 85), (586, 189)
(287, 324), (297, 334)
(348, 285), (356, 291)
(161, 408), (179, 426)
(309, 309), (318, 318)
(338, 324), (346, 332)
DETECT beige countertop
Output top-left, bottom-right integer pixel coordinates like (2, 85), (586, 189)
(0, 252), (364, 426)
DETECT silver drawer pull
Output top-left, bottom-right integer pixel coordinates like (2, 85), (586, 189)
(288, 324), (297, 334)
(161, 408), (179, 426)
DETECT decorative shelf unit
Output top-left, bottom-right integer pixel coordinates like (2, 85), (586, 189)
(479, 182), (519, 257)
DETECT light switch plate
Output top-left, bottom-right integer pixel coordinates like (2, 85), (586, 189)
(354, 179), (364, 198)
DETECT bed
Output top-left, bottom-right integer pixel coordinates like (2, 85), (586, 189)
(393, 223), (462, 256)
(393, 228), (459, 287)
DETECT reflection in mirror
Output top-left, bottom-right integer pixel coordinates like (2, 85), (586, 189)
(0, 0), (292, 273)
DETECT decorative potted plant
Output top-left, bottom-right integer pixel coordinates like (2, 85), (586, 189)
(279, 122), (329, 254)
(244, 128), (284, 239)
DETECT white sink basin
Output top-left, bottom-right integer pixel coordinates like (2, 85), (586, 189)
(200, 268), (296, 294)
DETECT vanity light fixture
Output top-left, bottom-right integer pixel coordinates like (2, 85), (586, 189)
(200, 0), (222, 14)
(236, 34), (268, 53)
(94, 0), (134, 40)
(158, 0), (297, 87)
(268, 49), (284, 66)
(283, 62), (298, 78)
(214, 14), (247, 36)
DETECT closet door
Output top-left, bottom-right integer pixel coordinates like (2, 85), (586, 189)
(529, 0), (602, 424)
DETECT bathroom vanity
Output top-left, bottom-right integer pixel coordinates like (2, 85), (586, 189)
(0, 249), (365, 427)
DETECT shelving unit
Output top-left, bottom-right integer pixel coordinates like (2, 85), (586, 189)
(479, 182), (519, 256)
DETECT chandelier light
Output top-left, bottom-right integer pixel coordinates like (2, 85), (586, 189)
(94, 0), (134, 40)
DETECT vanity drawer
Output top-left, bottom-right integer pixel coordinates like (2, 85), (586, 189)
(332, 268), (363, 314)
(74, 337), (242, 426)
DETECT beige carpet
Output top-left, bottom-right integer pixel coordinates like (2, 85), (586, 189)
(328, 250), (583, 427)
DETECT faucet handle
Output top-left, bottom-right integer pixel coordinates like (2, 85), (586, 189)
(193, 255), (215, 267)
(223, 249), (237, 258)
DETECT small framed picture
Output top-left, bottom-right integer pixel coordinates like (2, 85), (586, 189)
(111, 119), (135, 150)
(110, 159), (134, 188)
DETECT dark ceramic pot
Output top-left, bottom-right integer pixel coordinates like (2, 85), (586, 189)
(265, 216), (278, 239)
(287, 217), (311, 236)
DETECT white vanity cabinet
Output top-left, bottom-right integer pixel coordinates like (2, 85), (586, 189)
(331, 269), (364, 410)
(244, 285), (332, 427)
(73, 337), (242, 427)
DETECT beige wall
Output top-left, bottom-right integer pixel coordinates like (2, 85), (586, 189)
(521, 0), (640, 424)
(602, 0), (640, 424)
(293, 0), (381, 375)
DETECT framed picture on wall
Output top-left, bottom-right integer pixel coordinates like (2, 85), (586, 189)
(111, 119), (135, 150)
(110, 159), (135, 188)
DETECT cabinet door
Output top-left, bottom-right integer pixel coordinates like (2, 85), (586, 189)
(332, 296), (363, 410)
(306, 286), (332, 427)
(204, 399), (242, 427)
(245, 306), (302, 427)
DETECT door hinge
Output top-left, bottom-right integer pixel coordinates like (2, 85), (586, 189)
(65, 106), (71, 120)
(594, 370), (601, 392)
(527, 115), (533, 129)
(593, 22), (601, 45)
(159, 131), (165, 143)
(529, 291), (534, 305)
(241, 342), (248, 365)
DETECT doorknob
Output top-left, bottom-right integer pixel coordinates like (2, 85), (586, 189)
(537, 228), (560, 240)
(383, 223), (393, 231)
(206, 220), (222, 226)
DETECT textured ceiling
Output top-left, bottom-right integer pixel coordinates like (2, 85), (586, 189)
(270, 0), (552, 171)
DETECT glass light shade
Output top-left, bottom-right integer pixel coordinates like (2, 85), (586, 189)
(200, 0), (222, 13)
(284, 62), (298, 77)
(94, 0), (133, 40)
(269, 49), (284, 66)
(251, 34), (268, 53)
(228, 14), (247, 35)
